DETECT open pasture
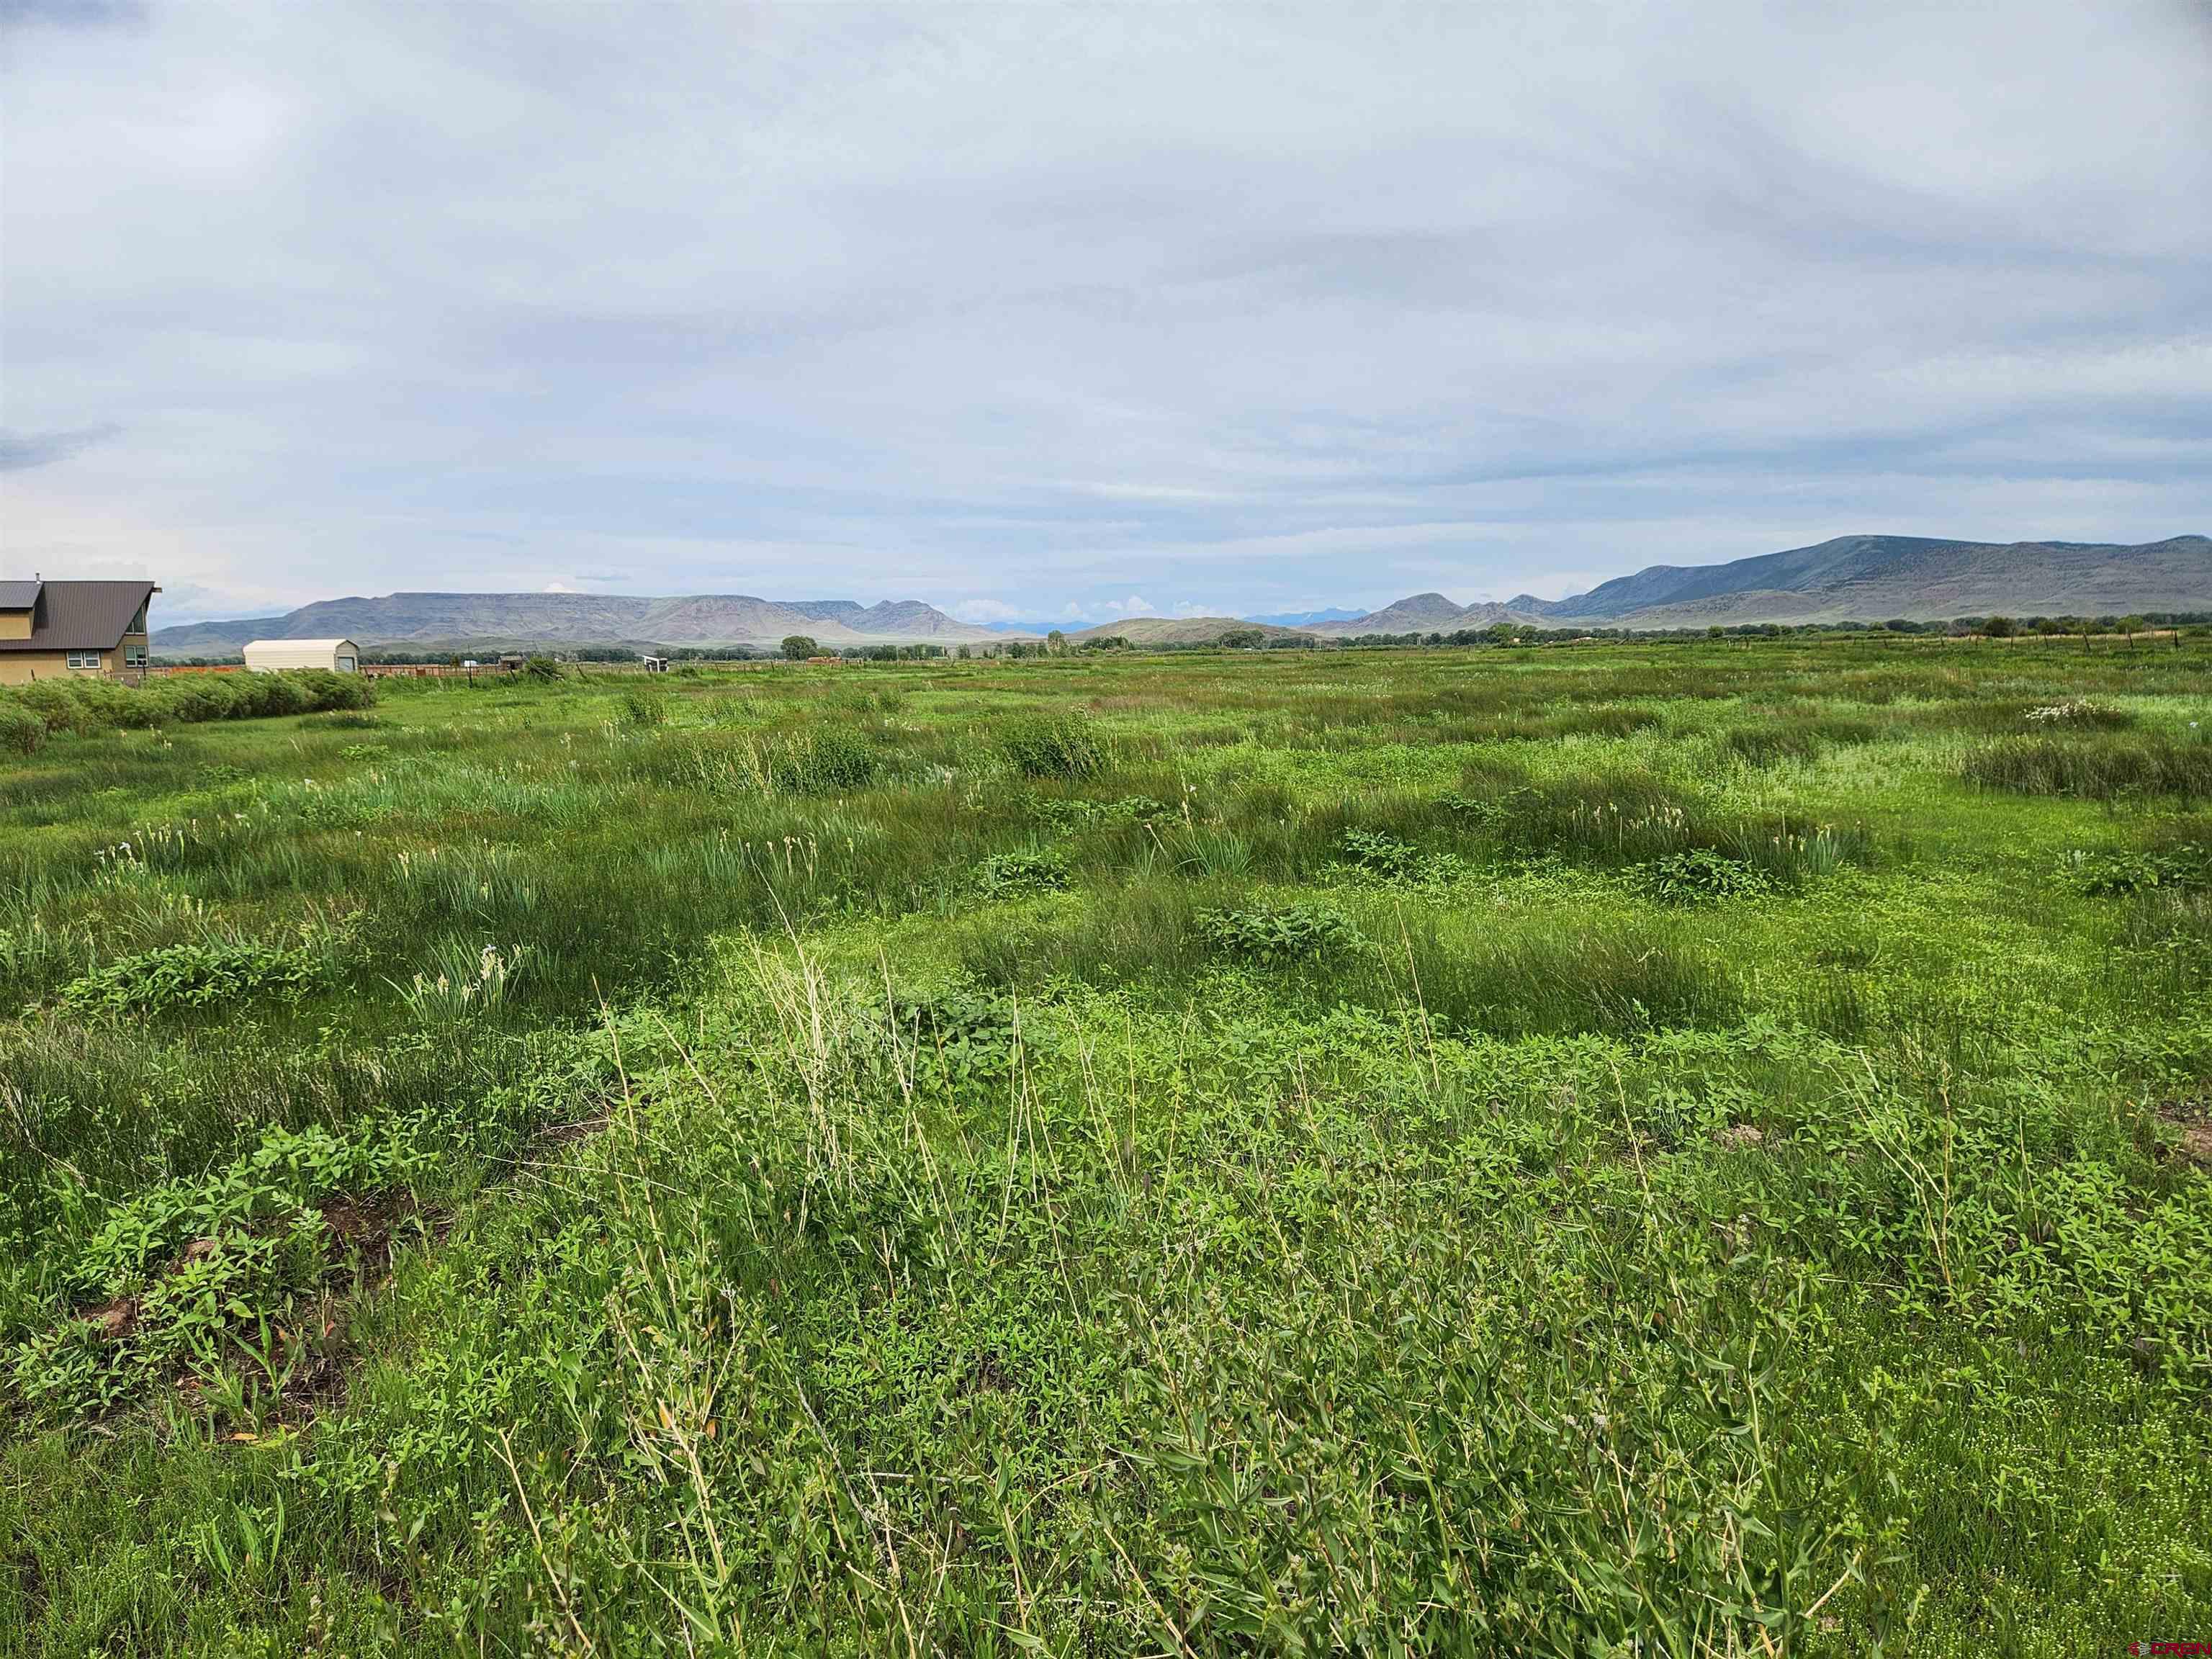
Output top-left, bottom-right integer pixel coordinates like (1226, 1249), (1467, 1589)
(2, 636), (2209, 1655)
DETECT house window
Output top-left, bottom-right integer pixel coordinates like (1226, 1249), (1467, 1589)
(66, 651), (102, 670)
(125, 646), (148, 669)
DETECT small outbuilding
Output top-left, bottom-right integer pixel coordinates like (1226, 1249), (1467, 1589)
(243, 638), (360, 673)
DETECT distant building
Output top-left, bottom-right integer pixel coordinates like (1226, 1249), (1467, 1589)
(641, 655), (669, 673)
(0, 579), (159, 685)
(243, 638), (360, 673)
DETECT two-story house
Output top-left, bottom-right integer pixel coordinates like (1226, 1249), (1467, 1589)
(0, 579), (160, 685)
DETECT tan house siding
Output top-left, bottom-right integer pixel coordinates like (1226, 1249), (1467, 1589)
(0, 611), (31, 642)
(0, 653), (71, 686)
(0, 637), (148, 686)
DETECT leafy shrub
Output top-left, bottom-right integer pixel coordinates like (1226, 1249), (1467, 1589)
(2065, 842), (2212, 896)
(0, 670), (372, 745)
(618, 687), (669, 727)
(999, 715), (1105, 780)
(770, 729), (882, 795)
(54, 935), (338, 1017)
(1436, 788), (1519, 825)
(881, 984), (1025, 1087)
(1195, 901), (1364, 966)
(975, 848), (1069, 897)
(8, 1118), (430, 1420)
(521, 656), (565, 681)
(1636, 850), (1773, 904)
(1029, 793), (1174, 832)
(1336, 827), (1423, 881)
(0, 702), (44, 756)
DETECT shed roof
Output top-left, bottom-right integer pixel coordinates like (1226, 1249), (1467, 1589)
(243, 638), (358, 651)
(0, 580), (42, 611)
(0, 580), (156, 653)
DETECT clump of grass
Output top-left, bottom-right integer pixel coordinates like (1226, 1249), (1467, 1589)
(1482, 773), (1868, 882)
(1721, 713), (1878, 767)
(1964, 733), (2212, 799)
(999, 714), (1105, 780)
(1396, 920), (1742, 1035)
(2023, 698), (2132, 728)
(397, 940), (528, 1022)
(1159, 823), (1254, 878)
(961, 878), (1205, 986)
(769, 729), (883, 794)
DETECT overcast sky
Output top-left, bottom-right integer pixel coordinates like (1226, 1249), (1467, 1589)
(4, 1), (2208, 624)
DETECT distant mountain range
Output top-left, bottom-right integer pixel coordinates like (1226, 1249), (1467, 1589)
(151, 592), (999, 655)
(148, 534), (2206, 656)
(1289, 534), (2210, 638)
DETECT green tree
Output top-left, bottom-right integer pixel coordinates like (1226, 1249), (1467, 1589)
(781, 635), (818, 661)
(2118, 614), (2146, 647)
(1984, 616), (2016, 639)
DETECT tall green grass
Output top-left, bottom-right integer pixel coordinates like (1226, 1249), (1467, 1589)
(1, 636), (2208, 1654)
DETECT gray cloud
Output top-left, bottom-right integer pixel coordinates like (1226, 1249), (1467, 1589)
(2, 2), (2207, 620)
(0, 424), (122, 471)
(0, 0), (145, 30)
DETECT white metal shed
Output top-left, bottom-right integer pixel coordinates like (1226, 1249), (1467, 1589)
(243, 638), (360, 673)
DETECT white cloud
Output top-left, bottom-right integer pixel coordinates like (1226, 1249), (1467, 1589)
(949, 596), (1024, 624)
(3, 1), (2206, 620)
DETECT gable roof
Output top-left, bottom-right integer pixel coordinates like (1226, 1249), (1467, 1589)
(0, 580), (158, 654)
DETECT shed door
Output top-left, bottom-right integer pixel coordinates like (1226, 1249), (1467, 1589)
(336, 655), (357, 673)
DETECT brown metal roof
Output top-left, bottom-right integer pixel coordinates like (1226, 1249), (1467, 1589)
(0, 580), (43, 611)
(0, 580), (157, 653)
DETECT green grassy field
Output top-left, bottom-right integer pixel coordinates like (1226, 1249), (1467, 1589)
(3, 638), (2209, 1656)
